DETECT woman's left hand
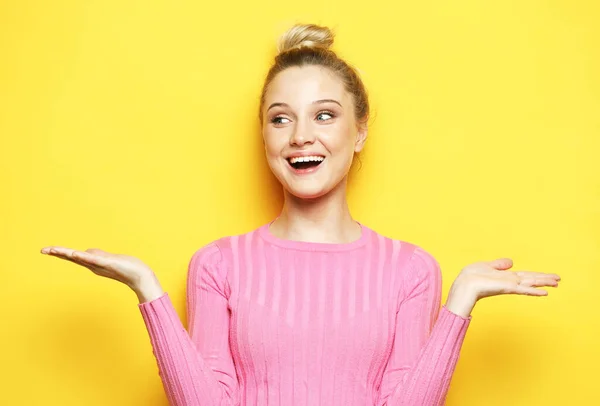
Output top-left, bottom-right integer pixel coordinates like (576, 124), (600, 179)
(445, 258), (561, 318)
(458, 257), (561, 300)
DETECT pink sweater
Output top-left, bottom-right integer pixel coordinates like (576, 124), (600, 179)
(138, 220), (472, 405)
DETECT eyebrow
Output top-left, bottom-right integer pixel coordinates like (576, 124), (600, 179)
(266, 99), (343, 112)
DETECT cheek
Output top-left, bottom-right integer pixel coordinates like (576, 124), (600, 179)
(322, 121), (355, 153)
(263, 134), (288, 164)
(262, 131), (279, 155)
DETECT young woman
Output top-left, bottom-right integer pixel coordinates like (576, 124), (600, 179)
(41, 23), (561, 406)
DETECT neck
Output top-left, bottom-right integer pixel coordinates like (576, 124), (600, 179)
(270, 176), (361, 244)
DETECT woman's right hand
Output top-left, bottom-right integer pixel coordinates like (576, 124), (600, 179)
(40, 246), (155, 291)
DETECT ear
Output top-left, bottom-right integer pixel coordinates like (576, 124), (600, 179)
(354, 122), (368, 153)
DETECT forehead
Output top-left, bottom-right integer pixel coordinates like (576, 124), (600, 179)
(265, 65), (350, 107)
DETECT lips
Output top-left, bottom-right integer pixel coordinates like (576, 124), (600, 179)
(285, 152), (326, 160)
(285, 156), (325, 175)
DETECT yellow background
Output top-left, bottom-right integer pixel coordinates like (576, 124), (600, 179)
(1, 0), (598, 404)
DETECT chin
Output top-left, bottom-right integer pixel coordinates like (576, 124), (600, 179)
(284, 183), (331, 200)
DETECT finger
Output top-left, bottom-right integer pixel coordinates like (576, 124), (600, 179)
(46, 249), (110, 269)
(516, 270), (561, 281)
(516, 274), (561, 282)
(85, 248), (112, 257)
(45, 248), (79, 260)
(43, 247), (78, 257)
(44, 249), (90, 266)
(41, 246), (65, 254)
(519, 278), (559, 288)
(488, 258), (513, 270)
(515, 272), (558, 284)
(44, 250), (96, 270)
(515, 285), (549, 296)
(60, 255), (95, 270)
(70, 251), (112, 268)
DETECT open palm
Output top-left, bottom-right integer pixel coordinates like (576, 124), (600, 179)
(40, 246), (154, 289)
(456, 258), (561, 301)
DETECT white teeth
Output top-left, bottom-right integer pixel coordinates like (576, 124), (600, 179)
(289, 155), (325, 164)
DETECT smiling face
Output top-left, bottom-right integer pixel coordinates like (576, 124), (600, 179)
(261, 65), (367, 199)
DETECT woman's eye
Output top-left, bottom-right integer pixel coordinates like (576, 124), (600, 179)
(316, 111), (334, 121)
(271, 116), (290, 125)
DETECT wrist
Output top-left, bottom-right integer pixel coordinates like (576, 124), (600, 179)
(131, 272), (165, 304)
(445, 281), (477, 318)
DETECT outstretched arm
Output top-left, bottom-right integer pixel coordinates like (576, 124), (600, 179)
(376, 247), (471, 406)
(376, 250), (561, 406)
(137, 242), (240, 406)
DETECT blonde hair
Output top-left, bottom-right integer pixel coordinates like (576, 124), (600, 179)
(259, 23), (370, 128)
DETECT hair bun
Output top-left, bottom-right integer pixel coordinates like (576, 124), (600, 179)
(277, 24), (334, 53)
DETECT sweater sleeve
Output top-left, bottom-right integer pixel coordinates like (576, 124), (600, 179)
(137, 242), (240, 406)
(376, 246), (472, 406)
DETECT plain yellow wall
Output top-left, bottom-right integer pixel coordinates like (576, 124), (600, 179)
(1, 0), (598, 404)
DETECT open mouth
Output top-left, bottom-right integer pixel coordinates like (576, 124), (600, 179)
(286, 156), (325, 170)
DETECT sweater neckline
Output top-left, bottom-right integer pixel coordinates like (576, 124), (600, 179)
(257, 218), (370, 252)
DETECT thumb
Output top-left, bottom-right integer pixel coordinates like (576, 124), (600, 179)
(488, 257), (513, 270)
(86, 248), (111, 256)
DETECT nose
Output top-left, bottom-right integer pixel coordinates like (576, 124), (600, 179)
(289, 118), (316, 146)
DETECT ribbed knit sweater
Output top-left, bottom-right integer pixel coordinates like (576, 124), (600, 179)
(138, 219), (472, 405)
